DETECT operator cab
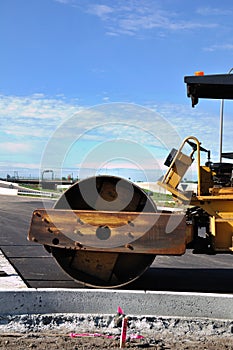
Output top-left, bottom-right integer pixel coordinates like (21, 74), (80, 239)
(210, 162), (233, 187)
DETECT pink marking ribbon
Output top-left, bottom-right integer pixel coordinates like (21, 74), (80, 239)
(69, 332), (114, 339)
(69, 332), (145, 341)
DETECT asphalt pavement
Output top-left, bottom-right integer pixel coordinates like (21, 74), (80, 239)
(1, 194), (233, 292)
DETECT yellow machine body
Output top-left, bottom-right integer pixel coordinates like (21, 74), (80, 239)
(158, 136), (233, 253)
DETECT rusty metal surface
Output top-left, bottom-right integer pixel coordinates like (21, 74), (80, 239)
(28, 209), (186, 255)
(50, 248), (155, 288)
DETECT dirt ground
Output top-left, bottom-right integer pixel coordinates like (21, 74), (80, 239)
(1, 333), (233, 350)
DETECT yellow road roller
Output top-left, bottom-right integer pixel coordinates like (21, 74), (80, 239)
(28, 72), (233, 288)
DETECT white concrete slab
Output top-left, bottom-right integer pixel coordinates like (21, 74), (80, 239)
(0, 249), (27, 289)
(0, 187), (18, 195)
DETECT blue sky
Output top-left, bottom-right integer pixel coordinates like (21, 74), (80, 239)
(1, 0), (233, 181)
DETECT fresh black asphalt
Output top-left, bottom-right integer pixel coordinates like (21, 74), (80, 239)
(1, 194), (233, 292)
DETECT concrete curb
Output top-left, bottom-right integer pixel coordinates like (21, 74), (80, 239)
(1, 289), (233, 320)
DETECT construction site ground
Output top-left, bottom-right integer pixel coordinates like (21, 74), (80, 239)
(1, 333), (233, 349)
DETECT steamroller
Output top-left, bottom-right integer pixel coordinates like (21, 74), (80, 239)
(28, 175), (186, 288)
(28, 71), (233, 288)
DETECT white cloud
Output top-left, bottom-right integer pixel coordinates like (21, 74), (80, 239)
(0, 92), (228, 171)
(196, 7), (233, 16)
(0, 94), (81, 139)
(87, 4), (114, 18)
(101, 6), (217, 36)
(55, 0), (218, 37)
(0, 162), (39, 169)
(54, 0), (75, 4)
(1, 142), (30, 153)
(204, 44), (233, 52)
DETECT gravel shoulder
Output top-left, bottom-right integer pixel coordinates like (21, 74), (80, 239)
(1, 333), (233, 349)
(1, 314), (233, 350)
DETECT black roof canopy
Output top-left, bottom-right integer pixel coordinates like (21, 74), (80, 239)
(184, 74), (233, 107)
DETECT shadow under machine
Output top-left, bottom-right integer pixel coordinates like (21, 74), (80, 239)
(28, 72), (233, 288)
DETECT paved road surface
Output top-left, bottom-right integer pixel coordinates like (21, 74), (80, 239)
(1, 194), (233, 292)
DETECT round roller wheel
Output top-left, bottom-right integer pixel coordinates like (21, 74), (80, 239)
(49, 175), (157, 288)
